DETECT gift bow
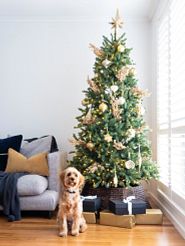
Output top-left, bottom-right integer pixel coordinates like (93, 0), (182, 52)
(80, 195), (97, 201)
(123, 196), (136, 215)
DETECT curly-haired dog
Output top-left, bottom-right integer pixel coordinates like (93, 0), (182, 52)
(57, 167), (87, 237)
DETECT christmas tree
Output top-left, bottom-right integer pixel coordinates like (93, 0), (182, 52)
(70, 11), (158, 188)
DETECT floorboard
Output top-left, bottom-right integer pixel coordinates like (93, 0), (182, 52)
(0, 213), (184, 246)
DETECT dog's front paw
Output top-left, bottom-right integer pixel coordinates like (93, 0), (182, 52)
(59, 231), (67, 237)
(80, 223), (88, 233)
(71, 229), (79, 236)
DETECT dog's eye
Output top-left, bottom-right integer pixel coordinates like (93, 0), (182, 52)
(75, 173), (78, 177)
(67, 172), (71, 177)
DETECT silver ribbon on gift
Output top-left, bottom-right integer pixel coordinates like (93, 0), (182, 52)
(123, 196), (136, 215)
(80, 195), (97, 201)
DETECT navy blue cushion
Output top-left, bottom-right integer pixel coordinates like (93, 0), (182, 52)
(0, 135), (23, 171)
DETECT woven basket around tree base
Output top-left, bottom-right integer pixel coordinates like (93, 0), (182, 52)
(82, 185), (146, 210)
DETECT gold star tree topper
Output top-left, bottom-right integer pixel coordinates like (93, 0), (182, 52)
(110, 9), (123, 31)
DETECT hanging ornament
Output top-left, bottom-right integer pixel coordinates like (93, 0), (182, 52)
(86, 142), (94, 151)
(82, 110), (95, 125)
(126, 128), (136, 141)
(87, 162), (98, 173)
(136, 105), (145, 116)
(138, 145), (142, 171)
(99, 102), (108, 112)
(125, 160), (135, 169)
(140, 106), (145, 115)
(69, 138), (85, 146)
(111, 95), (122, 120)
(104, 133), (113, 143)
(117, 44), (125, 53)
(105, 88), (111, 94)
(132, 87), (151, 98)
(81, 98), (90, 106)
(89, 43), (104, 57)
(129, 67), (136, 76)
(113, 171), (118, 187)
(117, 96), (125, 105)
(102, 59), (111, 68)
(113, 140), (126, 150)
(87, 76), (100, 93)
(110, 85), (119, 93)
(116, 66), (130, 81)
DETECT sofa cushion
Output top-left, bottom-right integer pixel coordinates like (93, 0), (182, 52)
(24, 135), (59, 153)
(17, 174), (48, 196)
(47, 151), (61, 192)
(20, 136), (53, 158)
(5, 148), (49, 176)
(19, 190), (59, 211)
(0, 135), (23, 171)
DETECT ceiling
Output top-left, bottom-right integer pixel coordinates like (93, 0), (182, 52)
(0, 0), (160, 21)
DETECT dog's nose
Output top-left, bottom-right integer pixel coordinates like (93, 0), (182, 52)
(70, 177), (74, 181)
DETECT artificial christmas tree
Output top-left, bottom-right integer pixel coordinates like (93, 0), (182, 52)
(69, 11), (158, 196)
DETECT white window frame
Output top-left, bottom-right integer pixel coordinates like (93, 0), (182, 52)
(156, 0), (185, 211)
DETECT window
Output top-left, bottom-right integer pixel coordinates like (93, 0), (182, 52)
(157, 0), (185, 199)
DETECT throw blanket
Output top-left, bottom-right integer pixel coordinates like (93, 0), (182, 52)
(0, 171), (26, 221)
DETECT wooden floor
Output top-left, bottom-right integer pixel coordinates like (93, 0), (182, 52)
(0, 213), (184, 246)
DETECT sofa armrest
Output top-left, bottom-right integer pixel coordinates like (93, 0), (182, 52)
(47, 151), (61, 192)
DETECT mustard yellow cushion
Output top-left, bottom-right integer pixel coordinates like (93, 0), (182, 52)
(5, 148), (49, 176)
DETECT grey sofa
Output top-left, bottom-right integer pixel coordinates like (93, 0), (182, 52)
(0, 151), (61, 218)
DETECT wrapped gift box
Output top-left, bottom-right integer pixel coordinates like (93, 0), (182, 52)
(99, 211), (135, 229)
(83, 197), (101, 212)
(109, 199), (146, 215)
(83, 212), (96, 224)
(135, 209), (163, 225)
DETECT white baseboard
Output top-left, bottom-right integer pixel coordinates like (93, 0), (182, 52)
(149, 190), (185, 239)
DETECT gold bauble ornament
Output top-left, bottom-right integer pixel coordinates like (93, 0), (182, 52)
(104, 133), (113, 143)
(86, 142), (94, 151)
(129, 67), (136, 76)
(82, 99), (89, 106)
(99, 102), (108, 112)
(117, 44), (125, 52)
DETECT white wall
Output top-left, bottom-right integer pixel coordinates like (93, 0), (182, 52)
(0, 18), (151, 153)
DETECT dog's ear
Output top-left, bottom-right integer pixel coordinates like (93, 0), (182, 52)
(78, 174), (85, 189)
(59, 170), (66, 187)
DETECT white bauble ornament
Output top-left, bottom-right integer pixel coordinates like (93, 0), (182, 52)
(105, 88), (111, 94)
(102, 59), (111, 68)
(117, 96), (125, 105)
(110, 85), (119, 93)
(125, 160), (135, 169)
(127, 128), (136, 140)
(117, 44), (125, 53)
